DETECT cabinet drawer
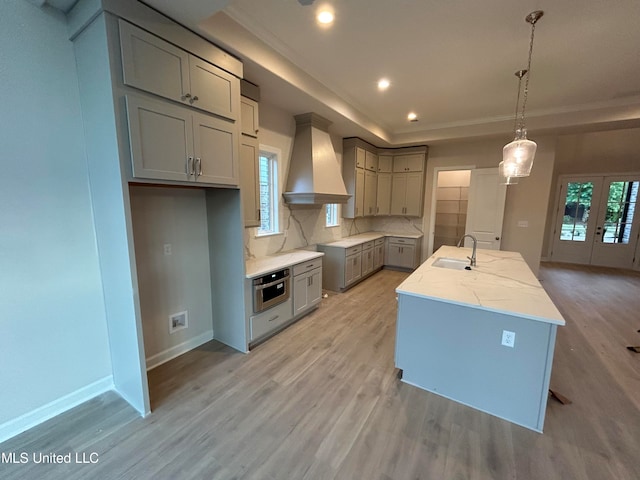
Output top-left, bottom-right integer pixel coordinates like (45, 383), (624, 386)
(293, 258), (323, 276)
(250, 298), (292, 342)
(375, 237), (385, 246)
(345, 245), (362, 256)
(362, 241), (374, 250)
(387, 236), (417, 246)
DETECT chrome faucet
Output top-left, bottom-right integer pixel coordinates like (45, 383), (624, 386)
(457, 234), (478, 267)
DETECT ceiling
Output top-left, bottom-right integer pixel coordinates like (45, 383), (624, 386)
(141, 1), (640, 145)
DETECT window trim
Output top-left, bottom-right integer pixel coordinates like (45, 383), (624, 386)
(256, 145), (281, 237)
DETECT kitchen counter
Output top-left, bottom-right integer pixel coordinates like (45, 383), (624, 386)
(318, 231), (423, 248)
(397, 246), (565, 325)
(395, 246), (565, 432)
(245, 250), (324, 279)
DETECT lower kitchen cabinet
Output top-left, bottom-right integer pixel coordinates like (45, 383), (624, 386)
(361, 241), (375, 277)
(386, 236), (421, 270)
(292, 259), (322, 316)
(373, 237), (385, 269)
(250, 297), (292, 342)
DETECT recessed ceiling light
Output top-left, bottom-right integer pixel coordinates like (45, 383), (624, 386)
(377, 78), (390, 91)
(407, 112), (418, 122)
(317, 10), (334, 25)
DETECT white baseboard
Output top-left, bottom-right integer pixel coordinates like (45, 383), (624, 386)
(145, 330), (214, 371)
(0, 376), (114, 445)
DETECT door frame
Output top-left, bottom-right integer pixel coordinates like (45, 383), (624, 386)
(427, 165), (475, 257)
(549, 171), (640, 269)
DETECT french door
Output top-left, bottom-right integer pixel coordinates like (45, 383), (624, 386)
(551, 175), (640, 269)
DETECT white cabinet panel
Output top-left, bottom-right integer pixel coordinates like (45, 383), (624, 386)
(240, 97), (259, 137)
(188, 56), (238, 121)
(355, 168), (365, 217)
(365, 151), (378, 172)
(364, 170), (377, 216)
(376, 173), (392, 215)
(378, 155), (393, 173)
(240, 135), (260, 227)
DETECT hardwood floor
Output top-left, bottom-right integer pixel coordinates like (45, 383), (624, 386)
(2, 264), (639, 479)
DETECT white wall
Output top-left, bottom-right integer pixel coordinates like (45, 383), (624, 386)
(0, 0), (111, 438)
(130, 187), (213, 369)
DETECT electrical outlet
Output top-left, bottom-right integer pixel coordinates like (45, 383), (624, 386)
(163, 243), (172, 256)
(501, 330), (516, 348)
(517, 220), (529, 228)
(169, 311), (188, 333)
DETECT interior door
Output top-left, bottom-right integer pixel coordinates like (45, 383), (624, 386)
(589, 176), (640, 268)
(464, 168), (507, 250)
(550, 176), (603, 264)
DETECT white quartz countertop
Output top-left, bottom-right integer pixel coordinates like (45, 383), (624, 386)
(396, 246), (565, 326)
(319, 231), (423, 248)
(245, 250), (324, 279)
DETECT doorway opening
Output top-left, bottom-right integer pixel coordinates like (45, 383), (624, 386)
(433, 170), (471, 252)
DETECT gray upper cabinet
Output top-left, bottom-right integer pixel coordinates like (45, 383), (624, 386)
(240, 97), (259, 137)
(365, 151), (378, 172)
(240, 135), (260, 227)
(126, 95), (238, 186)
(393, 153), (424, 173)
(378, 155), (393, 173)
(120, 20), (239, 122)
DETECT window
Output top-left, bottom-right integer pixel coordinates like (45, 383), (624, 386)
(258, 148), (279, 236)
(326, 204), (339, 227)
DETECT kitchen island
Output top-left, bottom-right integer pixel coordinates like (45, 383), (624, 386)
(395, 246), (565, 432)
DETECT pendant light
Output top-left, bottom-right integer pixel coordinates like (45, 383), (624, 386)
(502, 10), (544, 179)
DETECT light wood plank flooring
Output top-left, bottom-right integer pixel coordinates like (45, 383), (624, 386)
(2, 264), (639, 479)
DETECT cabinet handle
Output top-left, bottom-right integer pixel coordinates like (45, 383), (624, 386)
(257, 209), (261, 221)
(182, 93), (192, 100)
(192, 95), (199, 101)
(268, 315), (280, 322)
(196, 157), (202, 176)
(186, 156), (194, 175)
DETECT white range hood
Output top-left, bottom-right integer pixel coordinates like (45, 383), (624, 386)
(283, 113), (350, 206)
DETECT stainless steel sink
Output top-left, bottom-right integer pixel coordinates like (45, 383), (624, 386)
(432, 257), (470, 270)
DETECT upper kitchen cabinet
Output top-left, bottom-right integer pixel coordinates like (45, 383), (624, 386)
(389, 150), (427, 217)
(120, 20), (239, 122)
(240, 93), (260, 227)
(240, 97), (259, 137)
(343, 138), (378, 218)
(378, 155), (393, 173)
(126, 95), (238, 186)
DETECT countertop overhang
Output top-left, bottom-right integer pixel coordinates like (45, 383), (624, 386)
(396, 246), (565, 326)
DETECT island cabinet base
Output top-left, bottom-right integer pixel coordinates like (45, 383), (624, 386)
(395, 294), (558, 433)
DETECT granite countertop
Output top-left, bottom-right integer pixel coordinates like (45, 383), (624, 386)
(318, 231), (423, 248)
(396, 245), (565, 325)
(245, 250), (324, 279)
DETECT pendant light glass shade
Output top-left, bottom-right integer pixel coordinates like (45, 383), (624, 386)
(498, 161), (519, 185)
(502, 129), (537, 177)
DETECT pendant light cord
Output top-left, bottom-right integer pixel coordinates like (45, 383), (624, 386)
(519, 19), (538, 131)
(513, 74), (524, 135)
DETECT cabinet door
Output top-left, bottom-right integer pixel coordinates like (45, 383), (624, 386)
(355, 169), (365, 217)
(390, 175), (407, 215)
(120, 20), (189, 104)
(188, 55), (239, 121)
(386, 245), (403, 267)
(355, 147), (366, 169)
(392, 157), (406, 173)
(404, 173), (424, 216)
(362, 248), (374, 276)
(240, 135), (260, 227)
(376, 173), (392, 215)
(308, 269), (322, 307)
(192, 112), (238, 186)
(240, 97), (259, 137)
(364, 170), (377, 216)
(378, 155), (393, 173)
(365, 151), (378, 172)
(399, 245), (416, 269)
(403, 154), (425, 172)
(374, 244), (384, 269)
(345, 254), (362, 286)
(293, 274), (309, 316)
(126, 95), (193, 182)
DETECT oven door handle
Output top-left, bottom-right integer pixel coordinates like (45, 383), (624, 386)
(254, 277), (289, 290)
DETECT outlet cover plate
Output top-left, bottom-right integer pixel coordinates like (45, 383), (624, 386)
(501, 330), (516, 348)
(169, 311), (188, 334)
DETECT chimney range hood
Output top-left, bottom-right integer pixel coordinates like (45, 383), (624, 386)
(283, 113), (350, 206)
